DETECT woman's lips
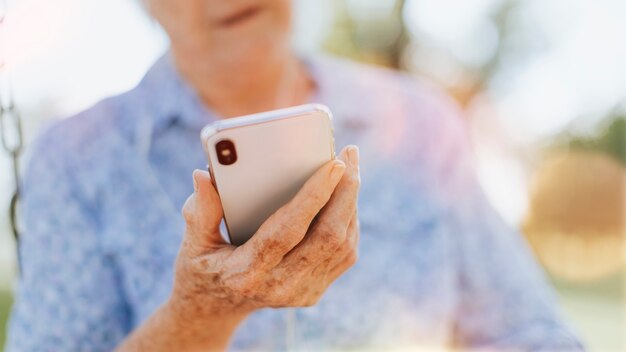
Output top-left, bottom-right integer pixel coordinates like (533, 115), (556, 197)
(218, 6), (263, 27)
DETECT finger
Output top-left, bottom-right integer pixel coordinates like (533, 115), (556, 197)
(238, 159), (346, 268)
(182, 169), (227, 251)
(318, 145), (360, 238)
(326, 212), (360, 283)
(270, 211), (359, 309)
(338, 210), (360, 258)
(280, 146), (360, 266)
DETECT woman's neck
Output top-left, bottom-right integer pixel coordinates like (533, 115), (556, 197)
(171, 47), (314, 118)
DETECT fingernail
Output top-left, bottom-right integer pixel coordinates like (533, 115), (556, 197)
(348, 145), (359, 165)
(192, 170), (200, 192)
(331, 160), (346, 178)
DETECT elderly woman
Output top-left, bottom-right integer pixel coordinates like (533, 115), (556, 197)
(7, 1), (583, 351)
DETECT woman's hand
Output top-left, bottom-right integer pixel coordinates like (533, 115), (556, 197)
(172, 145), (360, 316)
(118, 145), (360, 352)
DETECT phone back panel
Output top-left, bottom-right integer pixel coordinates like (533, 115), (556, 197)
(202, 104), (335, 246)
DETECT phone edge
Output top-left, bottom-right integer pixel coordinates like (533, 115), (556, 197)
(201, 104), (332, 153)
(200, 103), (335, 246)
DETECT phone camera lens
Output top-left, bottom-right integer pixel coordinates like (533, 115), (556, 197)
(215, 139), (237, 166)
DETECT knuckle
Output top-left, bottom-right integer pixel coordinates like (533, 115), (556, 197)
(302, 188), (326, 207)
(346, 249), (359, 266)
(304, 287), (324, 307)
(301, 296), (319, 307)
(346, 172), (361, 189)
(227, 274), (257, 296)
(297, 254), (312, 266)
(316, 225), (341, 250)
(279, 221), (302, 238)
(327, 234), (342, 250)
(277, 222), (305, 244)
(182, 195), (196, 223)
(192, 256), (212, 270)
(225, 277), (245, 292)
(310, 262), (327, 277)
(223, 268), (255, 292)
(271, 287), (294, 305)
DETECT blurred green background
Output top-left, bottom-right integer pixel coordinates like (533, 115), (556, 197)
(0, 291), (10, 347)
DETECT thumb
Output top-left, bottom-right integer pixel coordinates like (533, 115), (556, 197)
(182, 169), (226, 249)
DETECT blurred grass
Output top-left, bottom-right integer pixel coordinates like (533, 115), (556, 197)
(552, 271), (625, 352)
(564, 114), (626, 166)
(0, 289), (12, 350)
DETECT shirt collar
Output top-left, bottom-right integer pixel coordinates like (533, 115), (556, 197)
(137, 52), (217, 134)
(135, 51), (355, 135)
(304, 54), (366, 128)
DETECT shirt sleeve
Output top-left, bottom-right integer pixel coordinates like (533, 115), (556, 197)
(432, 104), (585, 350)
(6, 126), (131, 351)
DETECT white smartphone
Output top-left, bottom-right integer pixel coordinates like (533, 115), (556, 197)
(201, 104), (336, 246)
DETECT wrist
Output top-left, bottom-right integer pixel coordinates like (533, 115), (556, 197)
(157, 298), (250, 351)
(164, 294), (251, 332)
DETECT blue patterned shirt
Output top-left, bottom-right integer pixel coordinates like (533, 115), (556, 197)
(7, 53), (583, 351)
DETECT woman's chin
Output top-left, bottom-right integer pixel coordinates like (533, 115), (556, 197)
(214, 30), (290, 64)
